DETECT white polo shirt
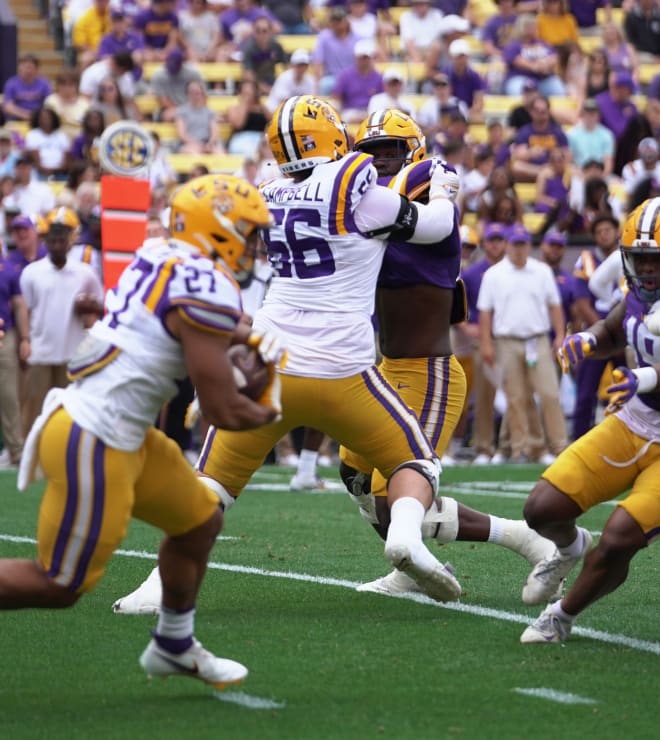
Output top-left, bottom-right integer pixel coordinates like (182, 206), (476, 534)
(477, 255), (561, 339)
(19, 255), (105, 364)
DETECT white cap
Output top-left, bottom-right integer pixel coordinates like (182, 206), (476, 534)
(383, 67), (403, 83)
(290, 48), (311, 65)
(439, 14), (470, 36)
(354, 38), (376, 57)
(448, 39), (471, 57)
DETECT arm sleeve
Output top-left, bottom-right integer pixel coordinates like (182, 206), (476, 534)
(353, 185), (455, 244)
(588, 250), (623, 304)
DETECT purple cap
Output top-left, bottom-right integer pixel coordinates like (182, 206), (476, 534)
(483, 222), (507, 240)
(507, 223), (531, 243)
(111, 9), (125, 20)
(544, 230), (567, 246)
(10, 214), (36, 230)
(614, 71), (635, 90)
(166, 47), (185, 73)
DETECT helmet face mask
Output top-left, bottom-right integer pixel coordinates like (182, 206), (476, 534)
(267, 96), (349, 175)
(169, 174), (271, 287)
(621, 197), (660, 304)
(354, 109), (426, 177)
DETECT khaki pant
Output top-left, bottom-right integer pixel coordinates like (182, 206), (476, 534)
(22, 363), (69, 437)
(0, 330), (24, 462)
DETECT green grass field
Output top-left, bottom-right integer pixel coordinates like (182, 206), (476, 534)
(1, 463), (659, 740)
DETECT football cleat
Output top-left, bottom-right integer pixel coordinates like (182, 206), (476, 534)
(522, 528), (593, 606)
(520, 603), (573, 644)
(112, 567), (162, 615)
(140, 638), (248, 689)
(384, 543), (461, 602)
(290, 472), (326, 490)
(356, 568), (422, 595)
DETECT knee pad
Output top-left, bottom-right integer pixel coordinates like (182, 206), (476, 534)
(391, 458), (441, 495)
(421, 496), (459, 542)
(199, 475), (235, 511)
(340, 462), (378, 524)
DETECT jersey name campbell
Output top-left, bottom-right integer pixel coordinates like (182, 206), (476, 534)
(62, 239), (243, 450)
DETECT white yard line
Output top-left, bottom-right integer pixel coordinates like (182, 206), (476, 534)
(214, 691), (286, 709)
(0, 535), (656, 655)
(512, 688), (597, 705)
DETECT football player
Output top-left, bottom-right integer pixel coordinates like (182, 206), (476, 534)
(521, 197), (660, 644)
(339, 109), (557, 596)
(0, 175), (283, 689)
(113, 94), (470, 614)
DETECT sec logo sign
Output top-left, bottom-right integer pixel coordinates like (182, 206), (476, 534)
(98, 121), (155, 178)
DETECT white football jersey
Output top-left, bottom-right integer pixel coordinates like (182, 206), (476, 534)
(62, 238), (243, 450)
(257, 152), (385, 378)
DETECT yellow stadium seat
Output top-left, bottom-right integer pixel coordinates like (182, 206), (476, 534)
(141, 121), (179, 144)
(375, 61), (426, 82)
(549, 96), (578, 116)
(639, 64), (658, 86)
(207, 95), (239, 115)
(514, 182), (537, 204)
(597, 7), (624, 26)
(167, 152), (246, 175)
(143, 62), (244, 84)
(461, 211), (478, 228)
(5, 120), (29, 137)
(380, 6), (408, 29)
(135, 95), (160, 116)
(468, 123), (488, 143)
(483, 95), (521, 116)
(578, 36), (602, 55)
(278, 34), (316, 54)
(522, 212), (547, 233)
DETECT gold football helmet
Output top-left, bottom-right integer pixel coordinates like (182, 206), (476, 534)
(46, 206), (80, 231)
(169, 174), (271, 286)
(266, 95), (349, 175)
(354, 109), (426, 176)
(620, 197), (660, 303)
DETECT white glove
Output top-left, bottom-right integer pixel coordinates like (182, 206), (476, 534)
(184, 394), (201, 429)
(247, 330), (287, 365)
(428, 158), (460, 202)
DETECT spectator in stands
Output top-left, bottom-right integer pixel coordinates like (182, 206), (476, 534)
(538, 230), (575, 341)
(150, 47), (204, 122)
(175, 79), (225, 154)
(478, 223), (568, 464)
(399, 0), (446, 64)
(485, 118), (511, 168)
(67, 109), (104, 169)
(79, 50), (136, 101)
(43, 71), (89, 141)
(133, 0), (181, 63)
(507, 79), (538, 130)
(331, 39), (383, 123)
(567, 98), (615, 175)
(92, 77), (139, 126)
(482, 0), (519, 60)
(179, 0), (224, 63)
(367, 69), (414, 115)
(311, 5), (358, 96)
(502, 13), (566, 97)
(570, 213), (623, 440)
(23, 108), (70, 182)
(240, 16), (287, 94)
(459, 145), (496, 216)
(75, 182), (102, 251)
(261, 0), (314, 35)
(601, 21), (638, 76)
(645, 97), (660, 140)
(622, 137), (660, 198)
(2, 157), (55, 216)
(0, 129), (20, 180)
(535, 147), (574, 230)
(267, 49), (315, 113)
(225, 79), (270, 157)
(477, 166), (524, 228)
(2, 55), (52, 123)
(423, 14), (471, 85)
(582, 49), (611, 101)
(71, 0), (112, 69)
(220, 0), (280, 59)
(511, 94), (569, 182)
(624, 0), (660, 58)
(648, 72), (660, 100)
(416, 72), (469, 144)
(97, 8), (146, 73)
(55, 161), (99, 209)
(20, 209), (105, 435)
(568, 0), (611, 30)
(346, 0), (378, 43)
(445, 38), (485, 122)
(148, 132), (178, 191)
(595, 70), (639, 149)
(536, 0), (578, 52)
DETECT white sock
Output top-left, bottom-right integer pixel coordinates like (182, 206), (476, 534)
(558, 528), (585, 558)
(487, 515), (507, 543)
(387, 497), (425, 549)
(297, 449), (318, 478)
(156, 606), (195, 640)
(551, 601), (575, 622)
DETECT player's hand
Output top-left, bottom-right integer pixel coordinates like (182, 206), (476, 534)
(247, 330), (287, 367)
(605, 366), (638, 413)
(256, 363), (282, 422)
(556, 332), (596, 373)
(428, 158), (460, 202)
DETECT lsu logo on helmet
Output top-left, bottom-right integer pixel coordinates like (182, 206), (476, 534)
(621, 196), (660, 304)
(267, 96), (349, 175)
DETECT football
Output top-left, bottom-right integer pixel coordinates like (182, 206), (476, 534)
(228, 344), (270, 400)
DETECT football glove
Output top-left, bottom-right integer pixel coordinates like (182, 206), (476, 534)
(256, 362), (283, 422)
(428, 158), (460, 202)
(247, 330), (287, 366)
(605, 367), (639, 413)
(184, 394), (201, 430)
(556, 332), (596, 373)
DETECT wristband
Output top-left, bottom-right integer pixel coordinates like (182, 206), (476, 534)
(632, 366), (658, 394)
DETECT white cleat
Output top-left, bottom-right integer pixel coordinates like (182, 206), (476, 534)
(522, 529), (593, 606)
(112, 567), (162, 615)
(356, 569), (423, 595)
(520, 604), (572, 644)
(384, 544), (461, 602)
(140, 638), (248, 690)
(290, 472), (325, 490)
(510, 524), (557, 567)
